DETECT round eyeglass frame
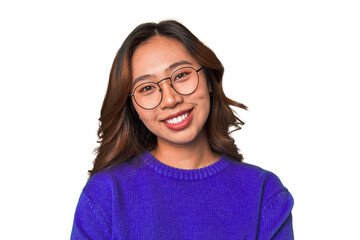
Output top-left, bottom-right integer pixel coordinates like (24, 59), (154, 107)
(129, 66), (204, 110)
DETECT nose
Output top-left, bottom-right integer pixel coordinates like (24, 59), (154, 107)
(158, 80), (183, 109)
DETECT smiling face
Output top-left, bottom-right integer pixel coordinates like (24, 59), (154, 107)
(131, 36), (212, 146)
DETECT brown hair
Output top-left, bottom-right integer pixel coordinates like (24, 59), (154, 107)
(89, 20), (247, 177)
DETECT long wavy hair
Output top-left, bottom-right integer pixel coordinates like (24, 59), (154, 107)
(89, 20), (247, 177)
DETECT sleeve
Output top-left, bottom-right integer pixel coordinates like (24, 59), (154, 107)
(258, 173), (295, 240)
(71, 192), (111, 240)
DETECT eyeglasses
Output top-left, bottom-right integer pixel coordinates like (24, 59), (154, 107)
(129, 66), (204, 110)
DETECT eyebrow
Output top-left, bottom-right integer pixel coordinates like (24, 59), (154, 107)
(132, 60), (193, 87)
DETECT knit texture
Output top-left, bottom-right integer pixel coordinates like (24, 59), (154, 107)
(71, 152), (294, 239)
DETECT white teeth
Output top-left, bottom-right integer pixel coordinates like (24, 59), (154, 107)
(165, 112), (190, 124)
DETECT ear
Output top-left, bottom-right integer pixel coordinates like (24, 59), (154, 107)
(204, 69), (213, 95)
(128, 98), (141, 120)
(207, 80), (213, 93)
(208, 84), (213, 95)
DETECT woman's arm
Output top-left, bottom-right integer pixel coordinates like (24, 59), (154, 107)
(257, 171), (294, 239)
(71, 192), (111, 240)
(258, 190), (294, 239)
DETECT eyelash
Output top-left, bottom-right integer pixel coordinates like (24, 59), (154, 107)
(173, 72), (189, 81)
(140, 85), (155, 92)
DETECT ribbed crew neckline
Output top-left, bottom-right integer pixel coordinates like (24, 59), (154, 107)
(141, 151), (230, 181)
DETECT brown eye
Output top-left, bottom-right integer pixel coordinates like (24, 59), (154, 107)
(173, 71), (191, 82)
(175, 73), (186, 80)
(140, 85), (155, 92)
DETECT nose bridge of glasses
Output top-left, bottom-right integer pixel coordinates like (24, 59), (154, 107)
(157, 77), (172, 86)
(156, 77), (173, 91)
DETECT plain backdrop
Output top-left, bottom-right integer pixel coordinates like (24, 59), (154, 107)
(1, 0), (359, 239)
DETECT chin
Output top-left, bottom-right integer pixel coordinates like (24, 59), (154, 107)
(158, 128), (205, 146)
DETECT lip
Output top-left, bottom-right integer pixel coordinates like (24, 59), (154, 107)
(162, 108), (193, 131)
(162, 108), (194, 121)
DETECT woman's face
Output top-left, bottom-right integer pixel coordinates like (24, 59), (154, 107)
(131, 36), (212, 146)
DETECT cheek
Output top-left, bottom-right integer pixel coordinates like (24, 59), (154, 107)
(193, 86), (211, 108)
(198, 89), (212, 118)
(134, 105), (158, 130)
(189, 90), (211, 123)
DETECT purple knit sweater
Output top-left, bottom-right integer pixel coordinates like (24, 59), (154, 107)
(71, 152), (294, 239)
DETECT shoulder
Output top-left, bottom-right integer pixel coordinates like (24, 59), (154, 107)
(225, 157), (284, 187)
(84, 154), (145, 194)
(224, 157), (293, 205)
(224, 158), (294, 238)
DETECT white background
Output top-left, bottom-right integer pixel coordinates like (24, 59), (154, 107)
(1, 0), (359, 239)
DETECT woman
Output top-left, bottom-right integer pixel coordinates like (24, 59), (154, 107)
(71, 20), (294, 239)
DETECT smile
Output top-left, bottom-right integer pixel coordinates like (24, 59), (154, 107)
(162, 109), (194, 131)
(164, 112), (190, 124)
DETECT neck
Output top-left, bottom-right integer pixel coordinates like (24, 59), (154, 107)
(151, 130), (220, 169)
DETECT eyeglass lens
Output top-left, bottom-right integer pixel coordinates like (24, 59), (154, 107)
(133, 67), (199, 110)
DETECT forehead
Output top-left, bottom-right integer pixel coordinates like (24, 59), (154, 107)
(131, 36), (196, 80)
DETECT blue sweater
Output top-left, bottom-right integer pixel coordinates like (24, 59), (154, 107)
(71, 152), (294, 239)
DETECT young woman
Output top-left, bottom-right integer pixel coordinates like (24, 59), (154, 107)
(71, 20), (294, 239)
